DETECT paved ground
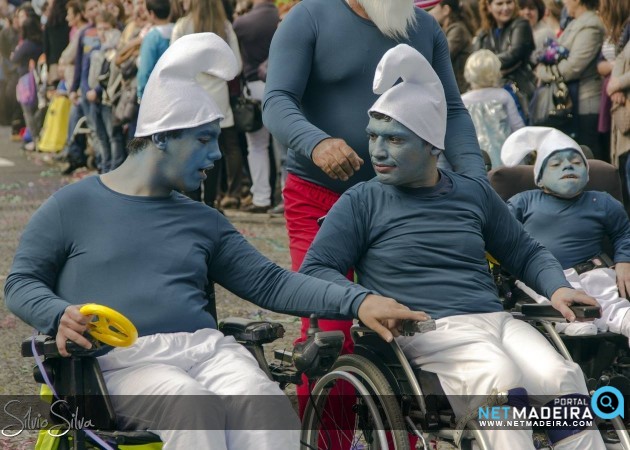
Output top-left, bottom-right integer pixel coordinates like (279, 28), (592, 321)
(0, 127), (301, 449)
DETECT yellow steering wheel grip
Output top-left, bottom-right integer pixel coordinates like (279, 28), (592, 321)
(79, 304), (138, 347)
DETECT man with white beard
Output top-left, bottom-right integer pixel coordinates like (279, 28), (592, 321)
(263, 0), (486, 417)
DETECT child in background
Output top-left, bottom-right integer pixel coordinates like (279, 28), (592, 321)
(461, 49), (525, 169)
(503, 127), (630, 342)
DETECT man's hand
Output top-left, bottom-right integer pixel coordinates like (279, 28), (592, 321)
(616, 262), (630, 299)
(357, 294), (430, 343)
(312, 138), (363, 181)
(56, 305), (94, 357)
(69, 91), (79, 105)
(550, 287), (600, 322)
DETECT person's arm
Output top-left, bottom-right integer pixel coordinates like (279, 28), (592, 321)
(503, 91), (525, 131)
(10, 40), (36, 66)
(299, 190), (369, 290)
(226, 22), (242, 74)
(136, 31), (158, 100)
(262, 3), (329, 160)
(71, 28), (85, 93)
(445, 24), (468, 59)
(506, 192), (526, 222)
(555, 24), (604, 82)
(496, 19), (534, 72)
(609, 43), (630, 93)
(209, 209), (368, 319)
(605, 195), (630, 264)
(43, 25), (50, 64)
(431, 18), (486, 178)
(170, 19), (184, 44)
(482, 183), (570, 298)
(211, 209), (428, 341)
(4, 197), (71, 335)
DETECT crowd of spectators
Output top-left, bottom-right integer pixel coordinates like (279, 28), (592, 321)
(432, 0), (629, 195)
(0, 0), (296, 214)
(0, 0), (628, 211)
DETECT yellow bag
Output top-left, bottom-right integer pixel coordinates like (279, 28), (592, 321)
(37, 95), (71, 153)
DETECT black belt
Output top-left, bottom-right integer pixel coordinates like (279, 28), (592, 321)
(573, 254), (613, 275)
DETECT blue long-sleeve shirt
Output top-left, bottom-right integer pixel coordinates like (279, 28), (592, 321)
(4, 176), (370, 337)
(71, 25), (99, 95)
(137, 24), (173, 99)
(300, 172), (570, 319)
(508, 190), (630, 269)
(10, 39), (42, 76)
(263, 0), (485, 194)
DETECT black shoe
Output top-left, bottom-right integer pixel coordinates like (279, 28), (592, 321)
(61, 162), (79, 175)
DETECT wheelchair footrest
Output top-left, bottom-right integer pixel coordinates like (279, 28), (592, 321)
(219, 317), (285, 344)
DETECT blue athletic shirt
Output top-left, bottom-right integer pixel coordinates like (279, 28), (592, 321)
(263, 0), (485, 194)
(5, 176), (370, 336)
(508, 190), (630, 269)
(300, 171), (570, 319)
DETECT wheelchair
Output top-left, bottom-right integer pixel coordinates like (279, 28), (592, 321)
(488, 161), (630, 394)
(299, 161), (630, 450)
(21, 303), (345, 450)
(301, 305), (630, 450)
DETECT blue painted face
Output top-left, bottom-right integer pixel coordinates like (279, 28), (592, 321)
(366, 116), (437, 188)
(161, 121), (222, 193)
(539, 149), (587, 198)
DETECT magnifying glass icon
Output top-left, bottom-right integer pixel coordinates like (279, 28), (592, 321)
(600, 395), (613, 408)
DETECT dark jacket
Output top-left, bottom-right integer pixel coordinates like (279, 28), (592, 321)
(474, 17), (535, 100)
(233, 1), (279, 82)
(43, 22), (70, 67)
(445, 20), (472, 93)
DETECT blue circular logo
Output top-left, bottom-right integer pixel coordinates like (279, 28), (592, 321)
(591, 386), (625, 420)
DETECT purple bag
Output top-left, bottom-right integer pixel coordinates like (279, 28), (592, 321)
(16, 71), (37, 108)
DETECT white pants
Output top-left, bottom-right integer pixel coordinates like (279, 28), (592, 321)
(398, 312), (605, 450)
(97, 329), (300, 450)
(522, 268), (630, 340)
(564, 268), (630, 336)
(244, 80), (271, 207)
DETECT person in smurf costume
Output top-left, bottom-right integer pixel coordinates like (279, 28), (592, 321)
(5, 33), (429, 449)
(300, 44), (607, 450)
(504, 126), (630, 342)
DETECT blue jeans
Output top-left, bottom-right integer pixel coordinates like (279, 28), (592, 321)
(86, 99), (112, 173)
(102, 104), (126, 171)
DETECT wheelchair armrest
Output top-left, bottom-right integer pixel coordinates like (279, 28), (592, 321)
(22, 335), (59, 358)
(518, 304), (601, 320)
(219, 317), (285, 344)
(22, 335), (102, 358)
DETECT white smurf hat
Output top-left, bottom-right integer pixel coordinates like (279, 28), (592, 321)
(135, 32), (239, 137)
(368, 44), (446, 150)
(500, 126), (588, 184)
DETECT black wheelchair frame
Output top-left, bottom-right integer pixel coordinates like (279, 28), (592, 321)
(21, 315), (345, 450)
(300, 305), (630, 450)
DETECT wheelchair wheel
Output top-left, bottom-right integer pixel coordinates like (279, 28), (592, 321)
(301, 354), (410, 450)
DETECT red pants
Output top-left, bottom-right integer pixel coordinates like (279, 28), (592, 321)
(284, 174), (416, 448)
(283, 173), (354, 411)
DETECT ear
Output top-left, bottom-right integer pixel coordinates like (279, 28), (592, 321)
(152, 132), (168, 150)
(429, 145), (442, 156)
